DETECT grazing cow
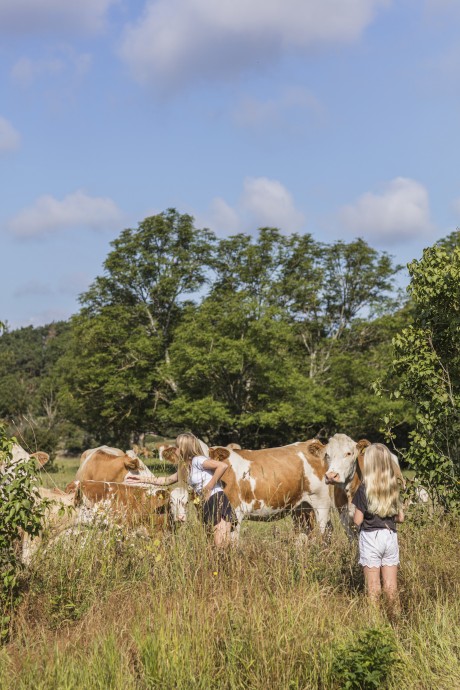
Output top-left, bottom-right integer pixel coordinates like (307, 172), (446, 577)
(324, 434), (404, 535)
(69, 445), (187, 523)
(75, 445), (152, 483)
(162, 439), (331, 539)
(72, 481), (171, 528)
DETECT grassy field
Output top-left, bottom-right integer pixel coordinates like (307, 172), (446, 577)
(1, 458), (459, 689)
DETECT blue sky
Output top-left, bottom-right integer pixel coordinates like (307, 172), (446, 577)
(1, 0), (460, 329)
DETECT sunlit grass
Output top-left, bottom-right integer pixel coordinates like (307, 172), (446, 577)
(1, 503), (459, 689)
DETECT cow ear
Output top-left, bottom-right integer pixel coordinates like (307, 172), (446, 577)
(30, 451), (49, 467)
(308, 440), (326, 458)
(209, 447), (230, 462)
(124, 455), (140, 471)
(162, 446), (179, 464)
(356, 439), (370, 455)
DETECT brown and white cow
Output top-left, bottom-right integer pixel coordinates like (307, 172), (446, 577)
(70, 445), (188, 523)
(71, 481), (171, 529)
(4, 443), (49, 469)
(162, 439), (331, 539)
(324, 434), (404, 535)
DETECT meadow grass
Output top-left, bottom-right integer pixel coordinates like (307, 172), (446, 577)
(1, 499), (459, 690)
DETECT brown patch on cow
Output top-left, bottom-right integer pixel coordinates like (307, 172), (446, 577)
(307, 439), (326, 458)
(334, 486), (348, 509)
(356, 439), (371, 455)
(161, 446), (178, 464)
(348, 472), (361, 499)
(253, 500), (261, 510)
(76, 450), (141, 483)
(238, 478), (255, 503)
(209, 447), (230, 462)
(76, 481), (171, 528)
(237, 448), (307, 509)
(30, 451), (49, 467)
(303, 440), (327, 481)
(124, 456), (140, 471)
(219, 463), (242, 509)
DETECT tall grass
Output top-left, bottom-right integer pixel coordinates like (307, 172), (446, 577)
(1, 508), (459, 689)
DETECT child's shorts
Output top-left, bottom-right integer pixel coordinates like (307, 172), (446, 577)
(358, 529), (400, 568)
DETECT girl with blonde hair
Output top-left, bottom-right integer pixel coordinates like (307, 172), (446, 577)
(137, 432), (234, 548)
(352, 443), (404, 608)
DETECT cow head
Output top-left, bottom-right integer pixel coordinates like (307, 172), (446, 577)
(324, 434), (370, 487)
(169, 486), (189, 522)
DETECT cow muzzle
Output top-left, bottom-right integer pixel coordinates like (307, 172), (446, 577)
(325, 472), (341, 485)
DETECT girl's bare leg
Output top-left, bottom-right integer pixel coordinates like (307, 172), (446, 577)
(363, 566), (382, 604)
(381, 565), (400, 618)
(213, 519), (231, 548)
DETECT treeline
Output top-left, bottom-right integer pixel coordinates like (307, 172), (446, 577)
(0, 209), (415, 457)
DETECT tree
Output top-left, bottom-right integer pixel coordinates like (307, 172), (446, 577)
(390, 240), (460, 507)
(59, 211), (216, 445)
(0, 322), (71, 462)
(158, 292), (332, 446)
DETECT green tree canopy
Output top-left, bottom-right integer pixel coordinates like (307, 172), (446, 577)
(391, 239), (460, 507)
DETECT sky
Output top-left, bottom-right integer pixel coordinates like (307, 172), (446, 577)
(1, 0), (460, 330)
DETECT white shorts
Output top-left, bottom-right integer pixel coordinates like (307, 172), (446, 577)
(358, 529), (400, 568)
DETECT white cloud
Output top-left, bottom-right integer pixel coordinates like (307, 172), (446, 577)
(8, 190), (123, 239)
(242, 177), (305, 231)
(120, 0), (390, 89)
(198, 177), (305, 235)
(340, 177), (435, 243)
(0, 0), (115, 34)
(205, 198), (240, 235)
(233, 86), (325, 128)
(0, 116), (21, 153)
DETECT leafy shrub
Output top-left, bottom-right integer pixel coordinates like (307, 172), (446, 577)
(331, 627), (399, 689)
(0, 425), (46, 640)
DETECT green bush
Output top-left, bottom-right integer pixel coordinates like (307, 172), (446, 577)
(331, 627), (399, 689)
(0, 425), (46, 641)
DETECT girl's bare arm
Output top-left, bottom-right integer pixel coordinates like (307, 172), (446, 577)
(201, 459), (228, 496)
(353, 507), (364, 527)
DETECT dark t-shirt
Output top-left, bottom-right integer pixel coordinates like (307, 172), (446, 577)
(352, 484), (397, 532)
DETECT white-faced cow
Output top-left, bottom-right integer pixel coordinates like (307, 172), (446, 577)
(162, 439), (331, 540)
(324, 434), (404, 536)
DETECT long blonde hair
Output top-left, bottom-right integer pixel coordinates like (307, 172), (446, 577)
(363, 443), (400, 517)
(175, 433), (205, 464)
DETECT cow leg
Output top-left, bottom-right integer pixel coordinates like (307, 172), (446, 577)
(230, 510), (243, 546)
(313, 506), (331, 535)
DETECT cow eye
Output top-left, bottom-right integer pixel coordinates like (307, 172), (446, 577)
(346, 452), (352, 456)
